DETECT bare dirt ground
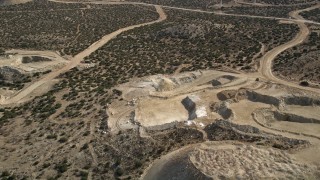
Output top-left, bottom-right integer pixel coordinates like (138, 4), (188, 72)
(190, 141), (319, 179)
(105, 65), (320, 178)
(0, 50), (68, 73)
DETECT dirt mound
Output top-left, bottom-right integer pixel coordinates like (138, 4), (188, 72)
(253, 108), (320, 138)
(204, 120), (309, 150)
(273, 110), (320, 124)
(210, 101), (234, 120)
(190, 142), (319, 179)
(157, 77), (177, 92)
(284, 96), (320, 106)
(236, 89), (281, 106)
(181, 96), (197, 120)
(217, 90), (237, 101)
(0, 66), (24, 82)
(211, 75), (236, 86)
(21, 56), (51, 64)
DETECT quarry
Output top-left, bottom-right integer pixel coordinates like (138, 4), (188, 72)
(103, 69), (320, 179)
(107, 70), (320, 136)
(0, 0), (320, 179)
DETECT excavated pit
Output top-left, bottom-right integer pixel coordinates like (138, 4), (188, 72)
(21, 56), (52, 64)
(211, 75), (236, 87)
(274, 111), (320, 124)
(181, 96), (197, 120)
(204, 120), (309, 150)
(284, 96), (320, 106)
(218, 89), (320, 109)
(210, 101), (234, 120)
(256, 108), (320, 125)
(217, 90), (237, 101)
(0, 66), (25, 82)
(236, 89), (281, 106)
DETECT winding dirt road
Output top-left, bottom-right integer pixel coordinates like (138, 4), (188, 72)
(50, 0), (320, 25)
(259, 3), (320, 94)
(234, 0), (318, 7)
(0, 5), (167, 105)
(2, 1), (320, 105)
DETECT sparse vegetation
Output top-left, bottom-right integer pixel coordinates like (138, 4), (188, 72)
(0, 1), (319, 180)
(224, 4), (310, 18)
(252, 0), (315, 5)
(273, 31), (320, 84)
(128, 0), (233, 10)
(0, 0), (159, 56)
(301, 8), (320, 22)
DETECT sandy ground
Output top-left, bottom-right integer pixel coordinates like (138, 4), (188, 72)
(104, 67), (320, 178)
(190, 141), (319, 179)
(0, 50), (68, 73)
(142, 141), (320, 179)
(135, 97), (189, 127)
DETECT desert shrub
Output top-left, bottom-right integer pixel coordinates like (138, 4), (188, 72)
(54, 159), (69, 173)
(80, 143), (89, 151)
(58, 137), (68, 143)
(300, 81), (309, 86)
(46, 134), (57, 139)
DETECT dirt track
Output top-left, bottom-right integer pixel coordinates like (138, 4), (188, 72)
(2, 0), (320, 105)
(50, 0), (320, 25)
(259, 3), (320, 94)
(234, 0), (318, 7)
(0, 5), (167, 105)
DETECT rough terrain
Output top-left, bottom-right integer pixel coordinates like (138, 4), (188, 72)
(0, 0), (319, 179)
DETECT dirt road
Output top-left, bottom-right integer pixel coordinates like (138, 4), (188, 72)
(0, 5), (167, 105)
(234, 0), (318, 7)
(2, 1), (319, 105)
(50, 0), (320, 25)
(259, 4), (320, 94)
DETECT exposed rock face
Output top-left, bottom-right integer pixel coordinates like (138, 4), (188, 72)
(211, 79), (222, 86)
(204, 120), (309, 150)
(21, 56), (51, 64)
(0, 66), (24, 82)
(157, 77), (177, 92)
(210, 101), (234, 120)
(273, 111), (320, 124)
(144, 121), (179, 131)
(181, 96), (197, 120)
(284, 96), (320, 106)
(220, 75), (236, 81)
(217, 90), (237, 101)
(241, 90), (280, 106)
